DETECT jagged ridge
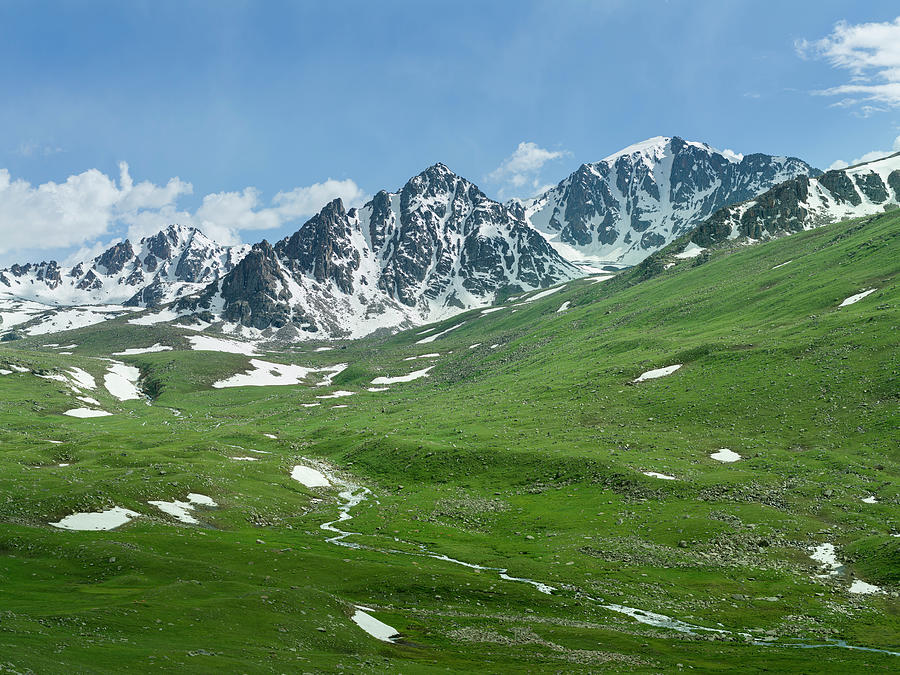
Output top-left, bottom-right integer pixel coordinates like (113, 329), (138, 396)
(691, 152), (900, 247)
(175, 164), (580, 339)
(0, 224), (248, 307)
(520, 136), (818, 266)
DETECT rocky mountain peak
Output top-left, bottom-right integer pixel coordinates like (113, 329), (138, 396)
(0, 223), (249, 308)
(170, 164), (580, 339)
(691, 151), (900, 247)
(523, 137), (818, 266)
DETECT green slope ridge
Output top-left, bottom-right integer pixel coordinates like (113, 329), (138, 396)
(0, 211), (897, 673)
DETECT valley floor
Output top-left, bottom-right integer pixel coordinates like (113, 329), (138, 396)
(0, 212), (898, 673)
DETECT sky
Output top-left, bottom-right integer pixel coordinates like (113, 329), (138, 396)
(1, 0), (899, 267)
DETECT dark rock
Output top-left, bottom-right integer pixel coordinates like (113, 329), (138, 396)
(96, 241), (135, 274)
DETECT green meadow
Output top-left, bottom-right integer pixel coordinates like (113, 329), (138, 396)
(0, 211), (897, 672)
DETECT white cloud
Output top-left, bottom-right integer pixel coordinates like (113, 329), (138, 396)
(797, 17), (900, 112)
(273, 179), (367, 218)
(0, 163), (366, 257)
(827, 134), (900, 170)
(488, 141), (570, 199)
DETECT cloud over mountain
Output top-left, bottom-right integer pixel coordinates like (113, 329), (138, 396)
(0, 163), (366, 258)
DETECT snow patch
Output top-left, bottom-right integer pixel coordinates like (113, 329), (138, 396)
(63, 408), (112, 418)
(675, 243), (706, 259)
(838, 289), (877, 307)
(50, 507), (140, 531)
(148, 493), (217, 524)
(643, 471), (676, 480)
(104, 362), (142, 401)
(211, 359), (347, 389)
(316, 390), (356, 399)
(523, 286), (563, 302)
(416, 322), (464, 344)
(187, 335), (260, 356)
(848, 580), (882, 595)
(710, 448), (741, 463)
(810, 544), (842, 576)
(371, 366), (433, 385)
(67, 368), (96, 390)
(128, 309), (181, 326)
(557, 301), (570, 313)
(291, 465), (331, 488)
(634, 364), (682, 382)
(113, 343), (172, 356)
(351, 606), (400, 643)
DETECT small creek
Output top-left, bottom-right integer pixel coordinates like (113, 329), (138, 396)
(304, 461), (898, 656)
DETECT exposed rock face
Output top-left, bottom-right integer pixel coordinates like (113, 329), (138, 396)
(96, 241), (135, 275)
(219, 242), (294, 330)
(691, 152), (900, 247)
(520, 136), (818, 266)
(888, 170), (900, 200)
(0, 224), (249, 307)
(818, 170), (862, 206)
(276, 199), (360, 295)
(186, 163), (580, 338)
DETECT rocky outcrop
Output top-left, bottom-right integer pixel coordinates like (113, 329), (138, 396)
(521, 136), (818, 265)
(219, 242), (294, 329)
(1, 224), (249, 307)
(276, 199), (360, 295)
(691, 152), (900, 247)
(186, 163), (580, 338)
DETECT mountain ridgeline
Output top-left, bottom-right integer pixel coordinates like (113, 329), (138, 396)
(691, 151), (900, 247)
(0, 225), (248, 307)
(519, 136), (818, 266)
(8, 138), (900, 341)
(175, 164), (579, 338)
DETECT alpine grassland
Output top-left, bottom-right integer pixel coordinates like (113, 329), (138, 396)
(0, 211), (897, 672)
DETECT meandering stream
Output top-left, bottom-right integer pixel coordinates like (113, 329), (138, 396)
(305, 461), (898, 657)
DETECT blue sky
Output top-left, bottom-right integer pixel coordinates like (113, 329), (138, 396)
(1, 0), (898, 265)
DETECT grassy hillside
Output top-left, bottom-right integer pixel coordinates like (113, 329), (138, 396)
(0, 211), (897, 672)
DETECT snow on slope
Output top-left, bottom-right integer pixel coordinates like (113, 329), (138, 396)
(519, 136), (816, 267)
(691, 152), (900, 246)
(172, 164), (580, 340)
(0, 224), (248, 309)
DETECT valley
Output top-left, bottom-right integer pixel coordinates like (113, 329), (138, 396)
(0, 210), (896, 672)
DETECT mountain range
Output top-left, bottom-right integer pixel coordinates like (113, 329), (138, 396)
(0, 224), (248, 307)
(3, 137), (895, 340)
(518, 136), (817, 266)
(690, 151), (900, 247)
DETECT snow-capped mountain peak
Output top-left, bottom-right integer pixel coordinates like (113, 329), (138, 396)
(521, 136), (818, 267)
(0, 223), (249, 307)
(692, 151), (900, 246)
(172, 164), (580, 339)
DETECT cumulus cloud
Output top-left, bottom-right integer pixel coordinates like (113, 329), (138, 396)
(796, 17), (900, 112)
(488, 142), (570, 199)
(0, 163), (366, 258)
(827, 134), (900, 170)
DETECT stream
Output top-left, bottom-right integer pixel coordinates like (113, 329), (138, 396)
(308, 462), (899, 657)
